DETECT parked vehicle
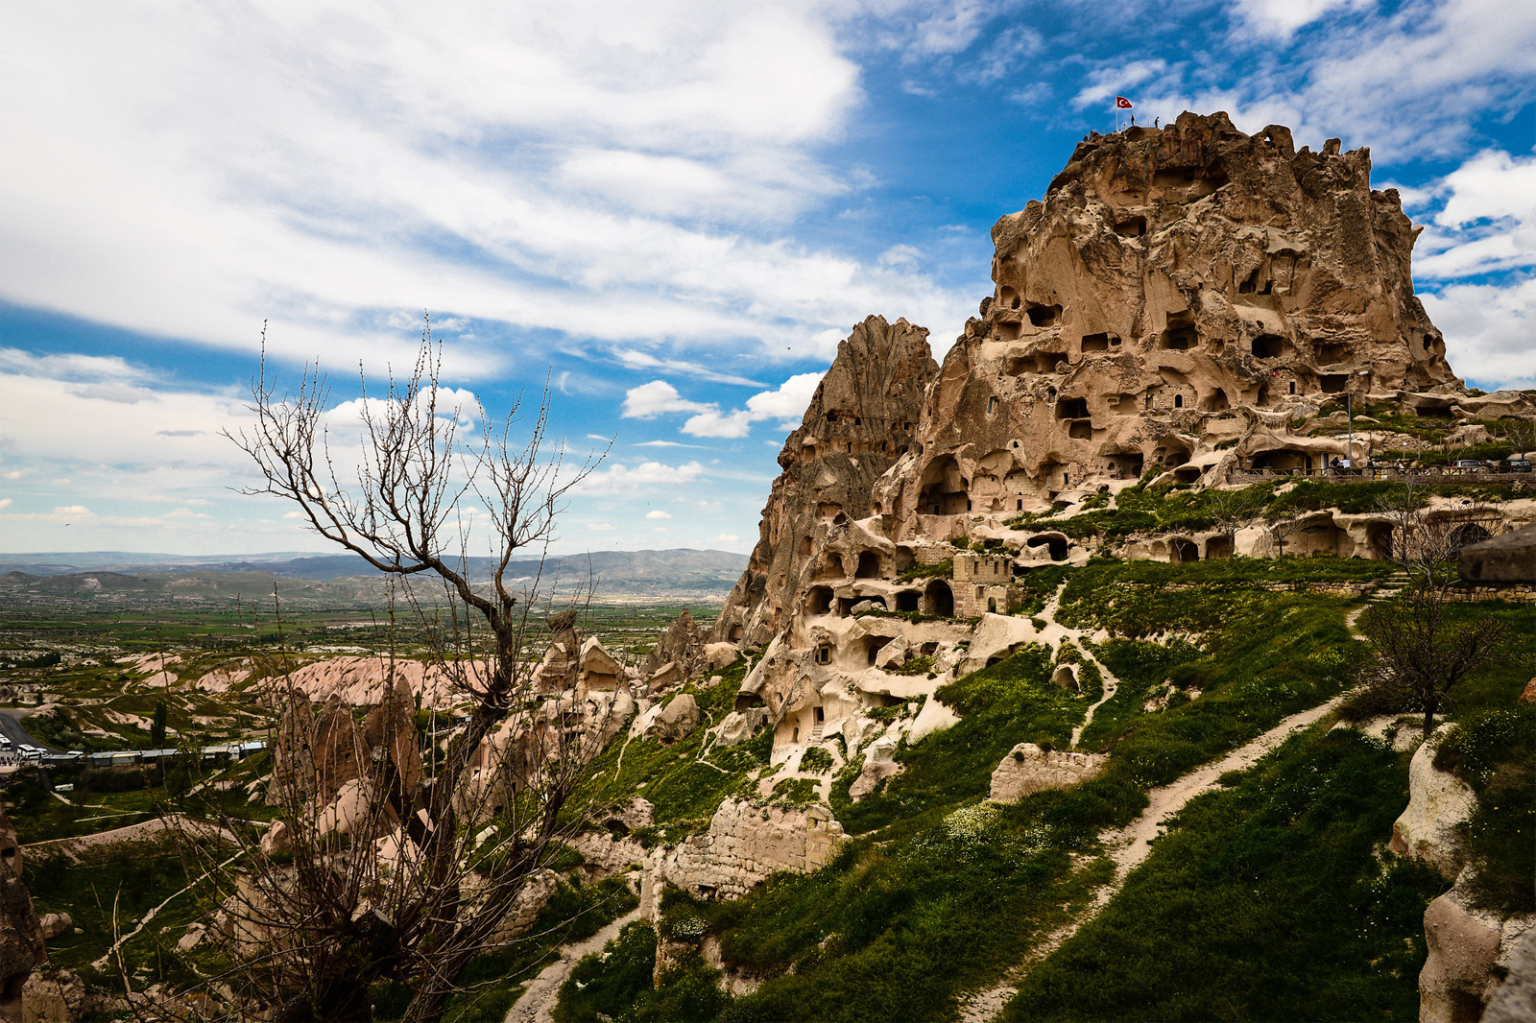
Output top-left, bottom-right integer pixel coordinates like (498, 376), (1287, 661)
(1498, 458), (1533, 473)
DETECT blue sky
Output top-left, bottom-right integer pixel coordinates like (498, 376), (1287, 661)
(1, 0), (1533, 558)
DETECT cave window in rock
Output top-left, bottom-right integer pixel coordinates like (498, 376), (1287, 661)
(1081, 332), (1115, 353)
(826, 411), (838, 424)
(1367, 523), (1394, 560)
(999, 285), (1022, 310)
(816, 552), (845, 580)
(996, 321), (1022, 342)
(987, 396), (999, 415)
(814, 645), (832, 665)
(919, 454), (970, 515)
(837, 597), (857, 616)
(1170, 538), (1199, 563)
(807, 587), (834, 616)
(1107, 452), (1144, 478)
(1201, 389), (1230, 412)
(1205, 535), (1233, 560)
(896, 589), (920, 613)
(1017, 499), (1024, 510)
(817, 502), (842, 520)
(866, 636), (892, 666)
(987, 597), (997, 613)
(855, 551), (881, 579)
(1026, 303), (1062, 327)
(1316, 342), (1348, 365)
(1319, 374), (1348, 393)
(800, 536), (813, 556)
(1115, 216), (1147, 238)
(729, 624), (745, 642)
(1448, 523), (1492, 551)
(1068, 420), (1093, 439)
(1251, 448), (1309, 473)
(924, 579), (954, 617)
(1251, 334), (1287, 359)
(1057, 397), (1089, 420)
(1173, 394), (1184, 409)
(1027, 533), (1069, 560)
(1047, 387), (1058, 402)
(1160, 317), (1197, 350)
(1239, 267), (1264, 294)
(1289, 381), (1297, 395)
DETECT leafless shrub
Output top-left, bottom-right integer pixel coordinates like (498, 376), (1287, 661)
(127, 323), (627, 1022)
(1357, 483), (1507, 739)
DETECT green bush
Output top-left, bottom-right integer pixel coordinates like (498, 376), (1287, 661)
(554, 922), (658, 1023)
(798, 747), (834, 774)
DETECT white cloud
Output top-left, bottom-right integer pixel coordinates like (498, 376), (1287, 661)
(1071, 60), (1172, 110)
(1075, 0), (1536, 162)
(586, 523), (614, 531)
(710, 533), (740, 544)
(681, 409), (755, 439)
(0, 4), (973, 373)
(1411, 150), (1536, 279)
(678, 371), (822, 439)
(576, 460), (706, 491)
(0, 499), (10, 510)
(645, 509), (672, 519)
(1230, 0), (1370, 39)
(614, 350), (764, 387)
(621, 381), (714, 419)
(1421, 278), (1536, 392)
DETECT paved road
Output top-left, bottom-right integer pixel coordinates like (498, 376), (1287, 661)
(0, 709), (60, 752)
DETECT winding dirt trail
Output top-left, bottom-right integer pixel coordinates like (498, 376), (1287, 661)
(504, 906), (645, 1023)
(1069, 648), (1119, 749)
(958, 692), (1348, 1023)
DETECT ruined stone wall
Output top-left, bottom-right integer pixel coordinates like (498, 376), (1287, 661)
(990, 743), (1107, 802)
(657, 798), (846, 900)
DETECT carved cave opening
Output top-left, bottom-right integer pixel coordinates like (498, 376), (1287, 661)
(1026, 303), (1062, 328)
(1251, 334), (1288, 359)
(924, 580), (955, 617)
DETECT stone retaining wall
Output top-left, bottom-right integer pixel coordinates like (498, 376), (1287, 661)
(657, 798), (845, 900)
(989, 743), (1106, 803)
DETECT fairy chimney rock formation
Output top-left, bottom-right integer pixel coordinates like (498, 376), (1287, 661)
(714, 315), (939, 648)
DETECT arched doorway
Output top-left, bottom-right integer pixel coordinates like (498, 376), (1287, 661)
(925, 580), (954, 617)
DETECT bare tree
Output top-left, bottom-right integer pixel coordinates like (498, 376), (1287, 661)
(1500, 417), (1535, 460)
(139, 324), (617, 1022)
(1264, 514), (1303, 559)
(1358, 483), (1507, 738)
(1205, 484), (1265, 554)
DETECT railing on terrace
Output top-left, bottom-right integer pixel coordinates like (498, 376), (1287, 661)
(1226, 468), (1534, 486)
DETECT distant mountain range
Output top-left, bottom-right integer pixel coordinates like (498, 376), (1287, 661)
(0, 549), (748, 600)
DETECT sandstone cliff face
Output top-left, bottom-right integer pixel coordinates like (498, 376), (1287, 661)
(713, 315), (938, 649)
(704, 115), (1504, 764)
(874, 110), (1460, 543)
(0, 806), (45, 1023)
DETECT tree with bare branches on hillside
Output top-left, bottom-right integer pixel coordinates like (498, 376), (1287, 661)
(1357, 484), (1507, 739)
(137, 324), (616, 1023)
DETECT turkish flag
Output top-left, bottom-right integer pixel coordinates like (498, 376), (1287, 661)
(1115, 96), (1133, 109)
